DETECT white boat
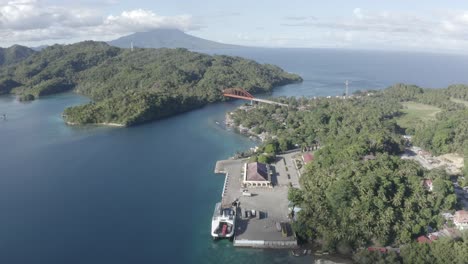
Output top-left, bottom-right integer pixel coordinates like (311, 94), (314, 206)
(211, 202), (235, 239)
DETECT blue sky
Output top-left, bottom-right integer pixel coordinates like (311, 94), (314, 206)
(2, 0), (468, 53)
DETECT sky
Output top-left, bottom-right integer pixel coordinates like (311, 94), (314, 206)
(2, 0), (468, 53)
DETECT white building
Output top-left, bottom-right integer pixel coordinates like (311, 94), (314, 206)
(453, 210), (468, 230)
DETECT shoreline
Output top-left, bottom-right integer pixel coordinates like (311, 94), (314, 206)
(65, 121), (125, 127)
(100, 122), (126, 127)
(225, 110), (270, 142)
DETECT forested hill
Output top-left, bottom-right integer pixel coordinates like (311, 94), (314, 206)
(0, 45), (35, 67)
(108, 28), (241, 50)
(0, 41), (121, 96)
(0, 41), (302, 125)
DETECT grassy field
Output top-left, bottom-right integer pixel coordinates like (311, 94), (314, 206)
(396, 102), (441, 129)
(450, 97), (468, 107)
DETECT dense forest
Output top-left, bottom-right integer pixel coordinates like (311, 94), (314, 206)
(63, 92), (204, 126)
(0, 45), (35, 67)
(0, 42), (120, 96)
(0, 41), (301, 125)
(231, 84), (467, 157)
(228, 84), (467, 260)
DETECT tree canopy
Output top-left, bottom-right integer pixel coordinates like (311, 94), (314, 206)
(0, 41), (302, 126)
(228, 84), (467, 255)
(0, 45), (35, 67)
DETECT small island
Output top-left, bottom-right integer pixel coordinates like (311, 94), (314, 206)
(0, 41), (302, 126)
(214, 84), (468, 262)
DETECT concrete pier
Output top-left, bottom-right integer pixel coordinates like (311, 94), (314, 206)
(214, 152), (302, 249)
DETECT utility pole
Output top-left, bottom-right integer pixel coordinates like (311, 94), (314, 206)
(345, 80), (349, 98)
(131, 41), (134, 52)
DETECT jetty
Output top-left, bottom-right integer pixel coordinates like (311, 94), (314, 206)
(214, 151), (301, 248)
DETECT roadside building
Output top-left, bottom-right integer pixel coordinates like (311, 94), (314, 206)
(243, 162), (271, 188)
(428, 232), (440, 241)
(422, 179), (433, 192)
(453, 210), (468, 230)
(440, 228), (459, 239)
(417, 235), (432, 244)
(442, 212), (454, 221)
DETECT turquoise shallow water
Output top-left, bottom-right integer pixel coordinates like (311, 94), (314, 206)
(1, 48), (468, 264)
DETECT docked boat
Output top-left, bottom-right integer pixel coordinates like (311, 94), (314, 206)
(211, 202), (235, 239)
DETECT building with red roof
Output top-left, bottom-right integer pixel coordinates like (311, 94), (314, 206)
(417, 235), (431, 244)
(243, 162), (271, 188)
(302, 153), (314, 164)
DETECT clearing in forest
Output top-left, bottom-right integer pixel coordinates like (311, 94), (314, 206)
(450, 98), (468, 107)
(396, 102), (441, 128)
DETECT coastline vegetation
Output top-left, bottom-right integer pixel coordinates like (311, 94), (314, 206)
(0, 41), (302, 126)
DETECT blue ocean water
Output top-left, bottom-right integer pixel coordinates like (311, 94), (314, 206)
(1, 48), (468, 264)
(210, 48), (468, 98)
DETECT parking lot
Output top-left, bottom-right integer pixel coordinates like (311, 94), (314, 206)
(214, 151), (302, 247)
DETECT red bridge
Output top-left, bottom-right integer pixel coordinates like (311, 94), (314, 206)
(222, 88), (288, 107)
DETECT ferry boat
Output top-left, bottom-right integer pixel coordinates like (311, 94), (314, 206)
(211, 202), (235, 239)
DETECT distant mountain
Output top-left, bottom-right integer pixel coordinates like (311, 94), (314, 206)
(0, 45), (35, 66)
(30, 45), (49, 51)
(108, 28), (242, 50)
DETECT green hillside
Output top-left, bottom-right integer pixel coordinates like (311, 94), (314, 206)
(0, 41), (302, 125)
(0, 45), (35, 67)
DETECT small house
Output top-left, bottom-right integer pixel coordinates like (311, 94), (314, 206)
(417, 235), (431, 244)
(422, 179), (433, 192)
(454, 210), (468, 230)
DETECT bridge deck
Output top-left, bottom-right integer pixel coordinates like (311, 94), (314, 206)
(252, 98), (288, 107)
(222, 94), (253, 100)
(223, 95), (288, 107)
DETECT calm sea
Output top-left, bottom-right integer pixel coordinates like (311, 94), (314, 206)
(1, 48), (468, 264)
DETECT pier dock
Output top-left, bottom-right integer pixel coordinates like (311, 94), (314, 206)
(214, 152), (302, 248)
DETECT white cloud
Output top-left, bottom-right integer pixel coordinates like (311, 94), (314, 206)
(102, 9), (196, 34)
(353, 8), (363, 19)
(283, 15), (316, 21)
(0, 0), (199, 46)
(281, 8), (468, 52)
(0, 0), (101, 30)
